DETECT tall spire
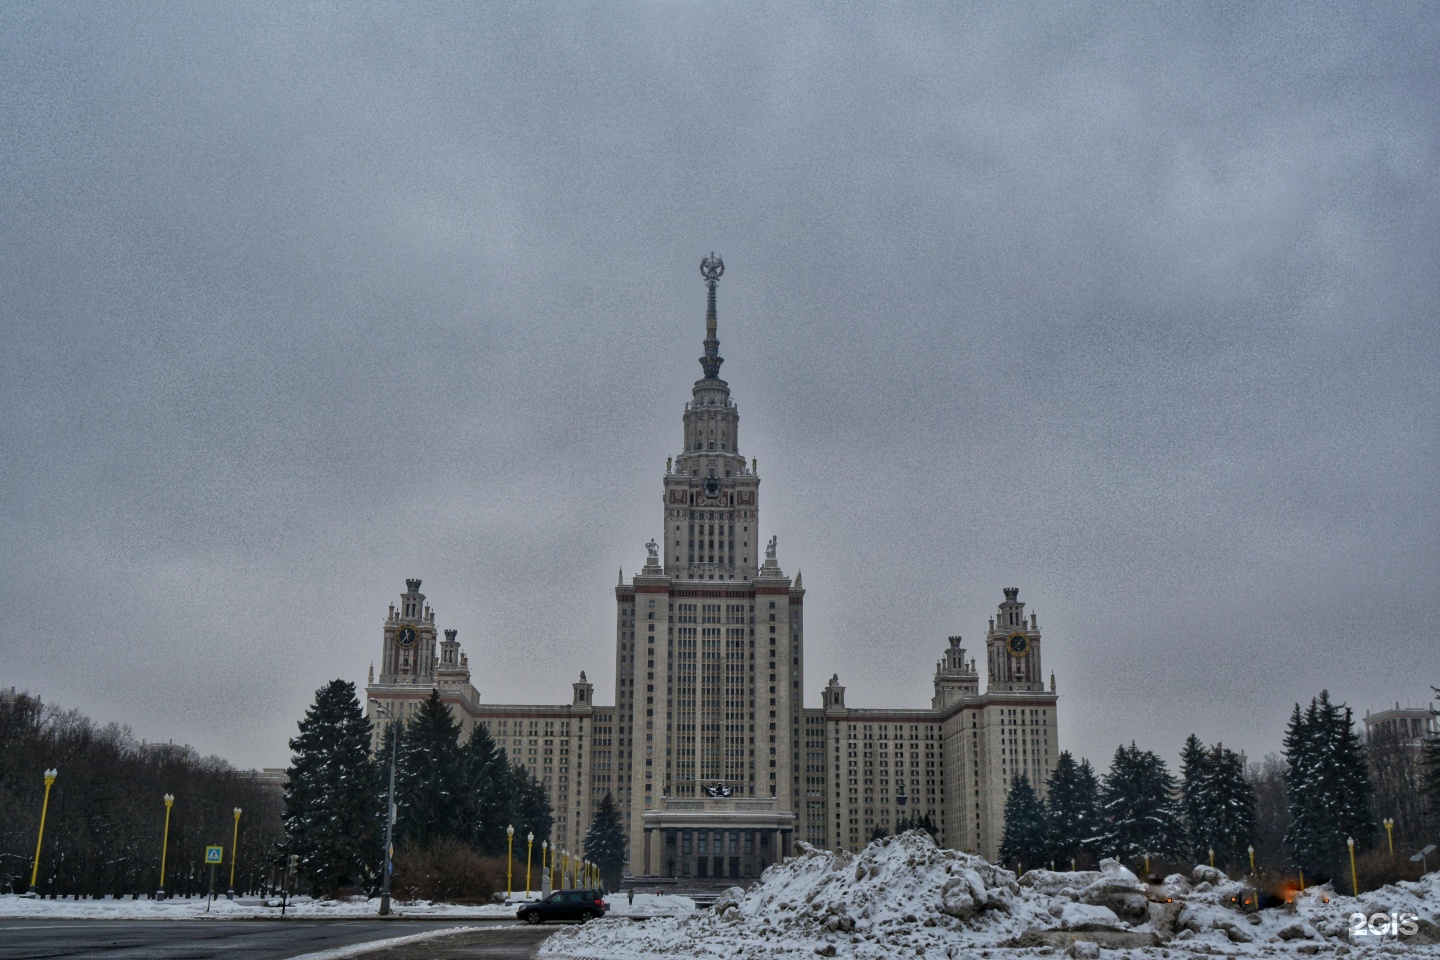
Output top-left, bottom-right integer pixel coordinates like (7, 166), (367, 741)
(699, 252), (724, 380)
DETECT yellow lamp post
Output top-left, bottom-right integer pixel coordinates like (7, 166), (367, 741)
(158, 793), (175, 899)
(1143, 851), (1150, 876)
(1248, 844), (1255, 875)
(562, 848), (569, 889)
(506, 824), (515, 900)
(1208, 847), (1214, 869)
(542, 840), (550, 892)
(27, 768), (58, 895)
(1298, 867), (1305, 892)
(525, 831), (534, 899)
(1347, 837), (1358, 896)
(1383, 818), (1394, 858)
(228, 808), (242, 898)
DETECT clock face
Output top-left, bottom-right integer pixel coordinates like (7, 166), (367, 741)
(1007, 633), (1030, 656)
(397, 625), (417, 647)
(703, 476), (721, 499)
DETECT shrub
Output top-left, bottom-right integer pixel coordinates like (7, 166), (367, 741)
(389, 839), (503, 903)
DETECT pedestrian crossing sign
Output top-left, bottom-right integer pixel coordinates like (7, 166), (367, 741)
(205, 845), (223, 864)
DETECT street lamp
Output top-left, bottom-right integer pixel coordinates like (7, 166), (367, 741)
(27, 769), (58, 896)
(228, 808), (242, 899)
(369, 700), (401, 917)
(1347, 837), (1358, 896)
(158, 793), (175, 900)
(1383, 818), (1394, 857)
(561, 848), (568, 889)
(1208, 847), (1214, 869)
(526, 831), (534, 899)
(507, 825), (515, 900)
(542, 840), (550, 894)
(1248, 844), (1255, 875)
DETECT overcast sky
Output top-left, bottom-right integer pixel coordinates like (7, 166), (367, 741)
(3, 3), (1436, 775)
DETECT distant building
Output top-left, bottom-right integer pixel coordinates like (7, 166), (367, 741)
(364, 258), (1061, 877)
(1364, 702), (1437, 750)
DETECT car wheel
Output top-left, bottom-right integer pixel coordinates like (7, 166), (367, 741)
(525, 912), (543, 925)
(579, 910), (596, 923)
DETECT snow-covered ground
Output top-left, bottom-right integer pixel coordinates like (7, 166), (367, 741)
(539, 832), (1440, 960)
(0, 890), (693, 921)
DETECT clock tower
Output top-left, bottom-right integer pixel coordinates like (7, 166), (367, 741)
(379, 578), (438, 686)
(985, 587), (1045, 692)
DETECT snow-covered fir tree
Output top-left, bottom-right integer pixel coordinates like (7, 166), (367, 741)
(1044, 751), (1102, 866)
(1099, 742), (1182, 862)
(394, 689), (469, 847)
(998, 773), (1049, 871)
(583, 792), (626, 891)
(461, 723), (514, 855)
(283, 679), (381, 896)
(509, 760), (554, 846)
(1179, 733), (1209, 861)
(1283, 691), (1374, 872)
(1185, 741), (1255, 872)
(1425, 688), (1440, 830)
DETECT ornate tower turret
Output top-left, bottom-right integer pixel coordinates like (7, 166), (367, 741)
(985, 587), (1044, 692)
(662, 254), (762, 582)
(379, 578), (438, 684)
(933, 635), (980, 708)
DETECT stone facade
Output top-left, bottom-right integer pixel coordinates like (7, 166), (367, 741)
(363, 259), (1061, 876)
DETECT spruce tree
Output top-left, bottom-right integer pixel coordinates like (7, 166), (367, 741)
(1189, 743), (1256, 871)
(510, 760), (554, 845)
(1045, 751), (1102, 867)
(1284, 691), (1375, 873)
(394, 689), (468, 847)
(1099, 743), (1182, 862)
(583, 793), (626, 891)
(999, 773), (1049, 871)
(462, 723), (513, 855)
(283, 679), (380, 896)
(1424, 688), (1440, 832)
(1179, 733), (1209, 861)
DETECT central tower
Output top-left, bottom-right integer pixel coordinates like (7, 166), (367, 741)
(663, 254), (762, 581)
(614, 255), (801, 883)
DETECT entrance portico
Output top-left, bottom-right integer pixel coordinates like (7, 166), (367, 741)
(640, 797), (796, 881)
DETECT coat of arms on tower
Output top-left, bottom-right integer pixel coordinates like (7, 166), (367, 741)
(703, 782), (733, 798)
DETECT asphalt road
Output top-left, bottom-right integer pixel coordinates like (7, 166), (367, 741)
(0, 919), (555, 960)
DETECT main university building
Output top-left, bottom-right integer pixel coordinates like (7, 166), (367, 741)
(366, 256), (1060, 882)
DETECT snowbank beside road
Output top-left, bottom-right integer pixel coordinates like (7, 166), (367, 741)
(540, 832), (1440, 960)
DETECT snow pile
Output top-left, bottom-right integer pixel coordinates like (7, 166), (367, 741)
(540, 833), (1440, 960)
(542, 831), (1056, 960)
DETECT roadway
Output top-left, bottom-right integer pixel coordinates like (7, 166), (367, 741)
(0, 918), (554, 960)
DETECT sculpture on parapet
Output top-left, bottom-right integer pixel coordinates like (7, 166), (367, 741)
(765, 535), (777, 561)
(646, 538), (659, 560)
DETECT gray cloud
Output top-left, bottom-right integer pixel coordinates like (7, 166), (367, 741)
(3, 2), (1436, 771)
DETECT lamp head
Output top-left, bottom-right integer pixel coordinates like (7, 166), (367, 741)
(507, 824), (514, 837)
(164, 793), (175, 804)
(528, 831), (534, 842)
(235, 807), (242, 817)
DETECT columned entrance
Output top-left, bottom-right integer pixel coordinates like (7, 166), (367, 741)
(639, 797), (796, 888)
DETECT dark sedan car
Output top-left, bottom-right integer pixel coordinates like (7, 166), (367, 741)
(516, 888), (610, 924)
